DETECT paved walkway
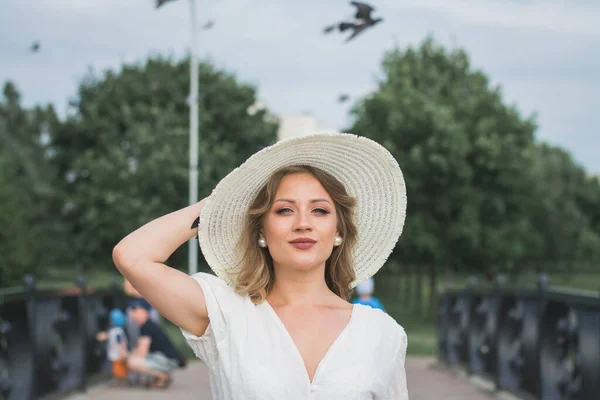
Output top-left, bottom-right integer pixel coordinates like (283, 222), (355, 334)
(68, 357), (497, 399)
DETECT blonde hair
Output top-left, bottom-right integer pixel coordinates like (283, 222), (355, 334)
(231, 165), (358, 304)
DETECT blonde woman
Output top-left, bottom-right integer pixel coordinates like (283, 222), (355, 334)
(113, 133), (409, 399)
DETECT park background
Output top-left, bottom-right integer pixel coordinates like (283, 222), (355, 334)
(1, 0), (599, 363)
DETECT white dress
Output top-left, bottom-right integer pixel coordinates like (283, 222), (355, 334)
(180, 273), (409, 399)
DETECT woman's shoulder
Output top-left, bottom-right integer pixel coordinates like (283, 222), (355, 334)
(187, 272), (255, 327)
(191, 271), (229, 287)
(191, 272), (248, 302)
(353, 303), (407, 343)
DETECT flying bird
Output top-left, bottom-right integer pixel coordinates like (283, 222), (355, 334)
(352, 1), (376, 20)
(323, 1), (383, 43)
(155, 0), (177, 9)
(338, 94), (350, 103)
(30, 41), (40, 53)
(201, 20), (215, 31)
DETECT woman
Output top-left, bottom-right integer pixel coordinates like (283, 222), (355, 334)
(113, 133), (409, 399)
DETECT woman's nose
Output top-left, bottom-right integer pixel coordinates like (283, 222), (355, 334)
(292, 210), (312, 231)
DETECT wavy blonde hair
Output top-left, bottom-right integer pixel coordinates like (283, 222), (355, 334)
(231, 165), (358, 304)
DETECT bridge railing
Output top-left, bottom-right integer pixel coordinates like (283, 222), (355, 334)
(437, 276), (600, 400)
(0, 275), (127, 400)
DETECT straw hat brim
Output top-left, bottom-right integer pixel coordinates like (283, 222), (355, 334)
(198, 132), (407, 288)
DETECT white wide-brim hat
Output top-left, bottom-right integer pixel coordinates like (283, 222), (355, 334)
(198, 132), (407, 288)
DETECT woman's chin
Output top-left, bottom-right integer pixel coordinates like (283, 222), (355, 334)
(292, 258), (328, 271)
(276, 256), (327, 272)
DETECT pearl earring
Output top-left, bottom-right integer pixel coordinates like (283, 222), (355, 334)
(334, 236), (343, 246)
(258, 237), (267, 248)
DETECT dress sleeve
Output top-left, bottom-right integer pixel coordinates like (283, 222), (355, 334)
(179, 272), (247, 366)
(382, 326), (409, 399)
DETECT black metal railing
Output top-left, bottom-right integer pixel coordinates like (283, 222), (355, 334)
(437, 276), (600, 400)
(0, 275), (127, 400)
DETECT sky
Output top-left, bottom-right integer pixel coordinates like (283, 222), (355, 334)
(1, 0), (599, 174)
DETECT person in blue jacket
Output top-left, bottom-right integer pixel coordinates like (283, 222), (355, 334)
(352, 277), (385, 311)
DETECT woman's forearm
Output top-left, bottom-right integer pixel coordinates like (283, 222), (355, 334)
(113, 198), (207, 269)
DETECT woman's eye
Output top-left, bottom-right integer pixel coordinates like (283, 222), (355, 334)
(275, 208), (293, 214)
(314, 208), (330, 215)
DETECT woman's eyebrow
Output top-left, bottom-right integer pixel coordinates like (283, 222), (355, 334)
(273, 198), (332, 205)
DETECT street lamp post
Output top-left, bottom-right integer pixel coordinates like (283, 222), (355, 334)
(155, 0), (201, 275)
(188, 0), (200, 276)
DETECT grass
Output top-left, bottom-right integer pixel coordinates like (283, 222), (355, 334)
(390, 310), (437, 357)
(432, 269), (600, 293)
(510, 271), (600, 293)
(370, 274), (438, 357)
(26, 268), (124, 291)
(30, 269), (600, 293)
(161, 318), (197, 360)
(368, 267), (600, 358)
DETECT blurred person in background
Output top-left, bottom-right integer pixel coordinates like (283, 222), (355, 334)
(352, 277), (385, 311)
(96, 308), (129, 385)
(124, 278), (160, 350)
(127, 298), (180, 389)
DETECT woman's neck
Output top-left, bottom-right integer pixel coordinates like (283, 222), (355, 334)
(267, 265), (336, 306)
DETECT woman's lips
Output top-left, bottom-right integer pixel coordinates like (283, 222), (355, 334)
(289, 238), (316, 250)
(290, 242), (316, 250)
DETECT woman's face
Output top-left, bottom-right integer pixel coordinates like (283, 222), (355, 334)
(262, 172), (339, 273)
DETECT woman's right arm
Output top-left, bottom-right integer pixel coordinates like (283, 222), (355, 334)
(112, 198), (209, 337)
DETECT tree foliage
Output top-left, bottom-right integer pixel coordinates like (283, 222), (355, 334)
(1, 57), (278, 286)
(0, 82), (66, 284)
(2, 40), (599, 288)
(528, 143), (600, 269)
(349, 37), (600, 274)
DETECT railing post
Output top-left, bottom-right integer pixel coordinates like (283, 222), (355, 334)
(535, 273), (548, 397)
(491, 274), (504, 390)
(0, 318), (12, 398)
(76, 275), (88, 392)
(24, 274), (37, 400)
(111, 278), (125, 310)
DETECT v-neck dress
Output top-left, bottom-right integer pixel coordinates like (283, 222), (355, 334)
(180, 272), (409, 399)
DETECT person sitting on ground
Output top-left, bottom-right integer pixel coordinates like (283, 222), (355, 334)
(352, 277), (385, 311)
(124, 278), (160, 352)
(126, 298), (180, 389)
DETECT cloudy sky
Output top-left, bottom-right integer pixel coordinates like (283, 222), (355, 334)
(2, 0), (599, 173)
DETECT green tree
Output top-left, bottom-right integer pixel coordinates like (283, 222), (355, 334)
(51, 56), (278, 273)
(348, 37), (542, 310)
(575, 174), (600, 263)
(529, 144), (600, 270)
(0, 82), (65, 286)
